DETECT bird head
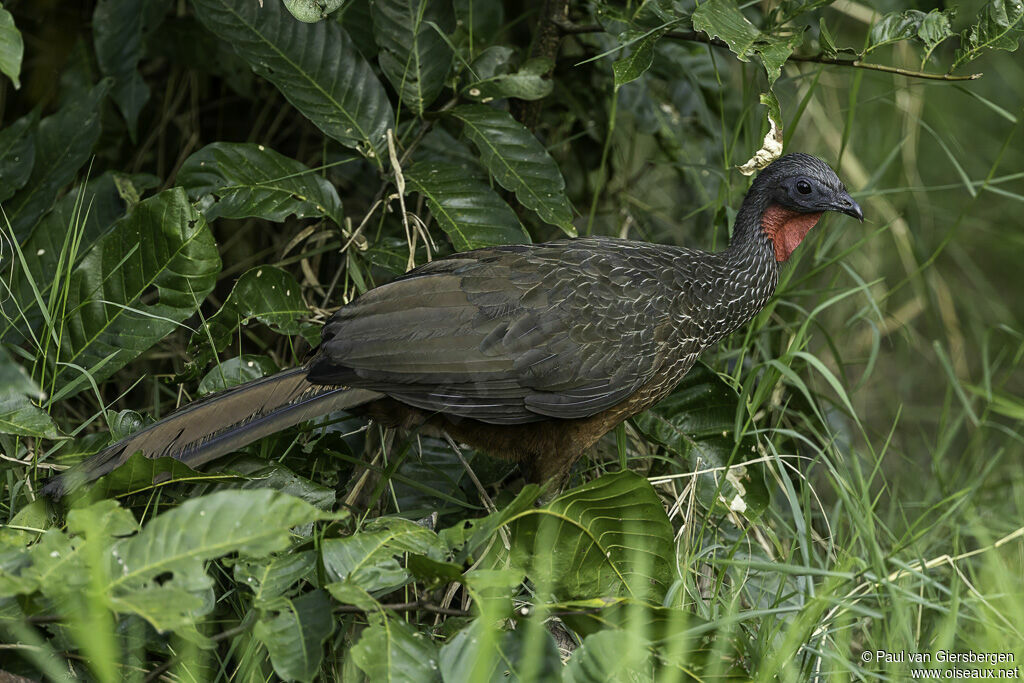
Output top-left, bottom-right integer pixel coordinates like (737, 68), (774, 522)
(748, 153), (863, 262)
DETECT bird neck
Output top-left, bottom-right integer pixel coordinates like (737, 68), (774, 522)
(726, 190), (775, 262)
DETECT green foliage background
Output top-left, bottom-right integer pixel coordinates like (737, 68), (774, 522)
(0, 0), (1022, 680)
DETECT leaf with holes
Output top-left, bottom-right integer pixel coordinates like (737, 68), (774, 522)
(192, 0), (393, 161)
(178, 142), (343, 225)
(451, 104), (574, 234)
(283, 0), (345, 23)
(405, 160), (529, 251)
(371, 0), (454, 115)
(49, 188), (220, 399)
(633, 361), (770, 519)
(953, 0), (1024, 70)
(508, 471), (673, 603)
(104, 491), (332, 628)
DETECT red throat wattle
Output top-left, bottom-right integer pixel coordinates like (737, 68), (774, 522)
(760, 204), (823, 262)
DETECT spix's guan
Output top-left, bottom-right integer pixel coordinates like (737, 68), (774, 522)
(42, 153), (862, 498)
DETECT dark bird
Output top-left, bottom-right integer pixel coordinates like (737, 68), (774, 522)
(41, 153), (862, 498)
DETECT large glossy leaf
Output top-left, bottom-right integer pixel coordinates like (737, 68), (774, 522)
(177, 142), (344, 225)
(953, 0), (1024, 69)
(0, 112), (35, 202)
(107, 490), (331, 591)
(450, 104), (574, 234)
(509, 471), (674, 603)
(350, 615), (441, 682)
(0, 3), (22, 89)
(254, 589), (334, 683)
(188, 266), (306, 363)
(5, 81), (109, 241)
(50, 188), (220, 397)
(371, 0), (453, 115)
(192, 0), (394, 161)
(633, 361), (770, 520)
(197, 354), (278, 394)
(405, 160), (530, 250)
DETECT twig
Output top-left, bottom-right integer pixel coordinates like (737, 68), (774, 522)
(555, 19), (982, 82)
(513, 0), (571, 129)
(334, 600), (472, 617)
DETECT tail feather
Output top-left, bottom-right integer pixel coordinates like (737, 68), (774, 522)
(41, 368), (381, 498)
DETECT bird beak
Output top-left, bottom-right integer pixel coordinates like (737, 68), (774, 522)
(832, 191), (863, 222)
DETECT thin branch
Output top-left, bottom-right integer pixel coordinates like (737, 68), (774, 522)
(554, 19), (982, 82)
(334, 600), (473, 617)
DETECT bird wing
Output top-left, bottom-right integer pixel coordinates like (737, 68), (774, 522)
(308, 238), (696, 424)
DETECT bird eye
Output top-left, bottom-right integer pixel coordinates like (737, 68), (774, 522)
(796, 180), (813, 195)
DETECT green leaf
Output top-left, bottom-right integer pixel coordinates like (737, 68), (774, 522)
(953, 0), (1024, 70)
(0, 112), (35, 202)
(254, 590), (334, 683)
(0, 392), (58, 438)
(0, 348), (49, 438)
(93, 0), (152, 136)
(238, 463), (336, 511)
(509, 471), (674, 602)
(178, 142), (344, 225)
(868, 8), (956, 61)
(198, 354), (278, 394)
(322, 517), (442, 594)
(189, 266), (306, 363)
(692, 0), (803, 86)
(463, 55), (554, 101)
(0, 346), (58, 438)
(108, 490), (331, 592)
(439, 618), (562, 682)
(192, 0), (394, 161)
(0, 3), (23, 88)
(451, 104), (574, 234)
(350, 615), (441, 682)
(405, 160), (530, 251)
(692, 0), (761, 61)
(563, 630), (654, 683)
(50, 188), (221, 397)
(612, 31), (662, 86)
(234, 551), (317, 604)
(633, 361), (770, 519)
(371, 0), (454, 114)
(283, 0), (345, 23)
(6, 80), (109, 241)
(75, 452), (230, 501)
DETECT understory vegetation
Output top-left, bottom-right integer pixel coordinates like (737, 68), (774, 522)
(0, 0), (1022, 680)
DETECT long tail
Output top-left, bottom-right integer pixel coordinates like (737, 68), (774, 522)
(40, 368), (382, 498)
